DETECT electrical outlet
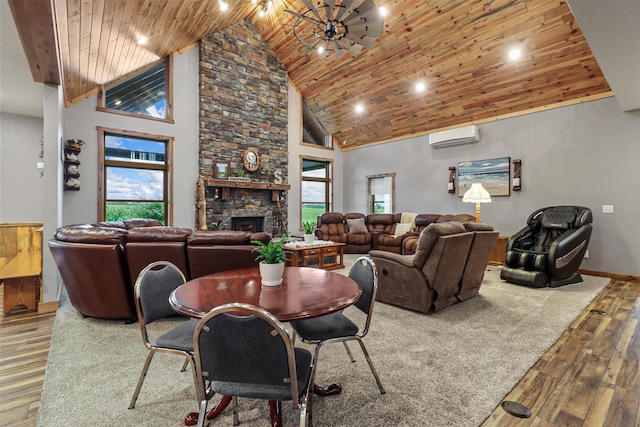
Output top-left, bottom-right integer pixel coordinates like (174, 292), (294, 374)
(584, 250), (589, 259)
(602, 205), (614, 214)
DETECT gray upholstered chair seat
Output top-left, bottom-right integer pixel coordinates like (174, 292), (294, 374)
(155, 318), (199, 351)
(290, 312), (359, 341)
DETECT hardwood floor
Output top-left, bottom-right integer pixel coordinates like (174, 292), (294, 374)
(1, 278), (638, 427)
(482, 279), (640, 427)
(0, 286), (55, 427)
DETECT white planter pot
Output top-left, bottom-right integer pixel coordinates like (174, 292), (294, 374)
(259, 261), (285, 286)
(304, 233), (314, 244)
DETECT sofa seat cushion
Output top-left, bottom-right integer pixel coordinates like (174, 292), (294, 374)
(347, 232), (371, 246)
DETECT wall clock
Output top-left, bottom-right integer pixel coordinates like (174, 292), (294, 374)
(243, 149), (259, 172)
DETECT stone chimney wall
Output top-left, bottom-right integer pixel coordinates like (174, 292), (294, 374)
(199, 20), (288, 234)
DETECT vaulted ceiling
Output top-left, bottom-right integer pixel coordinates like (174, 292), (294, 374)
(8, 0), (616, 150)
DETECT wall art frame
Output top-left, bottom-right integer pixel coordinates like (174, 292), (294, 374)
(458, 156), (510, 197)
(214, 161), (230, 179)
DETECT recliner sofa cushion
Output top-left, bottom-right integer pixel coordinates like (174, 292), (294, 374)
(346, 217), (368, 234)
(413, 222), (467, 268)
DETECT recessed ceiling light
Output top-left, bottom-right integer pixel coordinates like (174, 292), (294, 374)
(416, 82), (426, 92)
(379, 6), (388, 17)
(219, 1), (228, 11)
(355, 104), (364, 113)
(318, 45), (325, 54)
(137, 36), (148, 45)
(509, 49), (522, 60)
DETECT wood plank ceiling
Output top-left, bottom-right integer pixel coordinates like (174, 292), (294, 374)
(11, 0), (612, 150)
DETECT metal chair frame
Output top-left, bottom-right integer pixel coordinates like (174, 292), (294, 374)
(128, 261), (199, 410)
(293, 256), (386, 404)
(193, 303), (312, 427)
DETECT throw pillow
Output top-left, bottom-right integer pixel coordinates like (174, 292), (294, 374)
(347, 217), (368, 234)
(394, 222), (413, 237)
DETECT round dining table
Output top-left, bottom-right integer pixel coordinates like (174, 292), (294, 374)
(170, 266), (361, 321)
(169, 266), (362, 427)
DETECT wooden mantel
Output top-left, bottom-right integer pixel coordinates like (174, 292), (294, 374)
(204, 178), (290, 191)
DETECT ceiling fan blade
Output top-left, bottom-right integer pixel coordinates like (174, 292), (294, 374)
(284, 9), (323, 25)
(332, 39), (347, 59)
(344, 0), (384, 37)
(335, 0), (359, 21)
(346, 41), (363, 56)
(344, 33), (377, 49)
(325, 0), (336, 21)
(301, 0), (325, 22)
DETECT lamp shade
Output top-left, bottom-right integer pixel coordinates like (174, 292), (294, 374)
(462, 183), (492, 203)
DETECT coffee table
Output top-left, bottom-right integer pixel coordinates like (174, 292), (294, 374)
(284, 241), (345, 270)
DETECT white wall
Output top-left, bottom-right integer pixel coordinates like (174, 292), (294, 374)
(60, 49), (200, 228)
(286, 81), (343, 233)
(343, 97), (640, 277)
(0, 113), (44, 222)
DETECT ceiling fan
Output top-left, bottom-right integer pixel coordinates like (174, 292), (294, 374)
(284, 0), (385, 59)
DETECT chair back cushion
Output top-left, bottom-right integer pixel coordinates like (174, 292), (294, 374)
(137, 263), (186, 323)
(349, 257), (377, 314)
(413, 222), (467, 267)
(195, 305), (312, 401)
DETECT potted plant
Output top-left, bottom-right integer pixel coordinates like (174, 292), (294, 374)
(302, 221), (315, 244)
(251, 233), (289, 286)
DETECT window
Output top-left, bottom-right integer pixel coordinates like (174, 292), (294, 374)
(367, 174), (395, 214)
(98, 127), (173, 224)
(301, 157), (332, 226)
(97, 57), (173, 123)
(301, 101), (332, 148)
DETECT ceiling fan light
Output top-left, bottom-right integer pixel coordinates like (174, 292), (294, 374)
(285, 0), (385, 59)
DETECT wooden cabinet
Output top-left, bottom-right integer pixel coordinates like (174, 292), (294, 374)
(489, 236), (509, 266)
(285, 242), (345, 270)
(0, 223), (43, 315)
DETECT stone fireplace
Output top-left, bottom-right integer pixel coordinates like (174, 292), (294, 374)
(199, 20), (289, 236)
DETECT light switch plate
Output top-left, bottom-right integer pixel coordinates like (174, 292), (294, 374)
(602, 205), (614, 214)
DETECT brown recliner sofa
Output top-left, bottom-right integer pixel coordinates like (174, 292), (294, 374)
(317, 211), (476, 255)
(402, 213), (476, 255)
(369, 222), (477, 313)
(48, 220), (270, 320)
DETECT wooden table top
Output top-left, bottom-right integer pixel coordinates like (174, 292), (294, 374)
(169, 266), (361, 322)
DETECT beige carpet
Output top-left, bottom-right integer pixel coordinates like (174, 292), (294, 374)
(38, 259), (609, 426)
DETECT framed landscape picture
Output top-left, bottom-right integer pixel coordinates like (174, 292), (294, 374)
(458, 157), (510, 197)
(214, 161), (229, 179)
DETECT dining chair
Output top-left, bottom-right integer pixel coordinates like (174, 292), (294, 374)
(193, 303), (313, 427)
(128, 261), (199, 410)
(290, 256), (386, 398)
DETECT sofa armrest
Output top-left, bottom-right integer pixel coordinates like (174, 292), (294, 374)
(369, 249), (414, 268)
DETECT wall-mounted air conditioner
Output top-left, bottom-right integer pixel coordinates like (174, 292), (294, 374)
(428, 125), (480, 148)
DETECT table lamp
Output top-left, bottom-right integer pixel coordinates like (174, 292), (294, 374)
(463, 183), (491, 222)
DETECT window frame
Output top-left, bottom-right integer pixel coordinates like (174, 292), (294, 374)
(97, 126), (174, 224)
(300, 100), (333, 150)
(367, 173), (396, 214)
(97, 56), (174, 123)
(300, 156), (333, 228)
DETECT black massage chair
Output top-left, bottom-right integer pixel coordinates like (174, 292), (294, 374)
(500, 206), (593, 288)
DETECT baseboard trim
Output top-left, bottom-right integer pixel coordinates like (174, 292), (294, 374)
(487, 265), (639, 283)
(577, 269), (640, 283)
(38, 300), (59, 314)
